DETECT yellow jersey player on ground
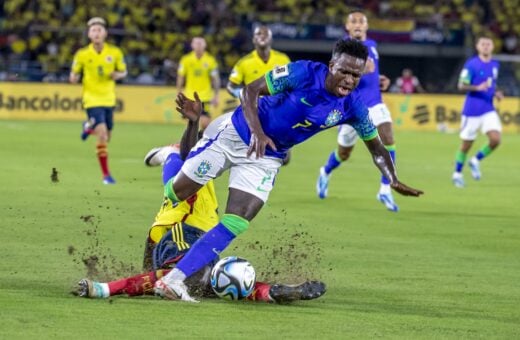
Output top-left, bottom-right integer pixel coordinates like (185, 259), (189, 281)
(177, 37), (220, 131)
(77, 93), (326, 303)
(226, 25), (292, 164)
(70, 17), (127, 185)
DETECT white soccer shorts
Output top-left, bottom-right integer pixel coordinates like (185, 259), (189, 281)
(181, 122), (283, 202)
(337, 103), (392, 147)
(459, 111), (502, 141)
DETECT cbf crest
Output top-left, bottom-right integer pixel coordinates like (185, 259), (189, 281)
(321, 109), (342, 128)
(194, 160), (212, 178)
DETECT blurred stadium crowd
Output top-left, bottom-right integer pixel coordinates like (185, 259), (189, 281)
(0, 0), (518, 92)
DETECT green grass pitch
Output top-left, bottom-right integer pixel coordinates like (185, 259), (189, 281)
(1, 120), (519, 339)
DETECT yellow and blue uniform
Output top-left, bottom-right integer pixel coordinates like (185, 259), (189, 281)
(228, 49), (290, 86)
(71, 43), (126, 109)
(178, 51), (218, 102)
(148, 151), (219, 268)
(71, 43), (126, 129)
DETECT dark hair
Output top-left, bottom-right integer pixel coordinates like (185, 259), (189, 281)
(475, 34), (493, 42)
(332, 39), (368, 61)
(347, 9), (365, 18)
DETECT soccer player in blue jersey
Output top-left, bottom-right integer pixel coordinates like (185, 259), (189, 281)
(452, 36), (503, 188)
(316, 10), (399, 211)
(153, 39), (423, 302)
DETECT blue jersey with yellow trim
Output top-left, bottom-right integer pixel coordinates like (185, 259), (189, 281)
(231, 60), (377, 159)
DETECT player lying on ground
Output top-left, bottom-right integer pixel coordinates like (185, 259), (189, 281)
(153, 39), (423, 302)
(77, 95), (326, 303)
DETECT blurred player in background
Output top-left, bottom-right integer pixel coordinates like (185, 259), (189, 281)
(452, 36), (503, 188)
(227, 25), (290, 98)
(78, 93), (325, 303)
(70, 17), (127, 185)
(316, 10), (398, 212)
(177, 37), (220, 131)
(227, 25), (292, 164)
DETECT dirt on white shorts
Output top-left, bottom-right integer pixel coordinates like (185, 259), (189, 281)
(337, 103), (392, 147)
(181, 121), (283, 202)
(459, 111), (502, 141)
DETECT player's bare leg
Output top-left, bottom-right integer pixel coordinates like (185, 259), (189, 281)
(468, 130), (501, 180)
(453, 140), (473, 187)
(376, 122), (398, 211)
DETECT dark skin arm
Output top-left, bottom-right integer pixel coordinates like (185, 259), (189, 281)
(364, 137), (424, 197)
(176, 92), (202, 160)
(242, 77), (277, 158)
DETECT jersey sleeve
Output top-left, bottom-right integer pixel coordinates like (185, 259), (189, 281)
(115, 48), (127, 72)
(71, 51), (83, 74)
(177, 56), (187, 76)
(345, 96), (378, 141)
(459, 61), (473, 85)
(228, 61), (244, 85)
(265, 61), (309, 95)
(209, 56), (219, 77)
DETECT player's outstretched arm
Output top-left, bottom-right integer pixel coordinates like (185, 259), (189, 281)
(176, 92), (202, 160)
(242, 77), (277, 158)
(364, 137), (424, 197)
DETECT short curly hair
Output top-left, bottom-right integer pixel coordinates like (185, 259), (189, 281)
(331, 39), (368, 62)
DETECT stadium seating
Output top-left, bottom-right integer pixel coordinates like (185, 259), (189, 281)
(0, 0), (518, 90)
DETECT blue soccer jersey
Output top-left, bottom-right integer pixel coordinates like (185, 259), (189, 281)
(231, 60), (378, 159)
(459, 56), (500, 117)
(344, 37), (382, 107)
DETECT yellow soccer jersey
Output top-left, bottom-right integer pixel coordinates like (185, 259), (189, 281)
(71, 43), (126, 108)
(229, 49), (290, 86)
(178, 51), (218, 102)
(149, 180), (219, 243)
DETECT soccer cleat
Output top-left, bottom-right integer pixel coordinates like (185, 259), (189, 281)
(80, 120), (94, 141)
(377, 192), (399, 212)
(468, 158), (481, 180)
(316, 167), (330, 199)
(77, 279), (108, 298)
(452, 172), (465, 188)
(144, 145), (179, 167)
(269, 281), (327, 303)
(103, 175), (116, 185)
(154, 279), (199, 303)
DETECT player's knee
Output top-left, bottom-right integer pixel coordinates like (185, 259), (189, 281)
(221, 214), (249, 236)
(337, 146), (352, 161)
(489, 136), (501, 149)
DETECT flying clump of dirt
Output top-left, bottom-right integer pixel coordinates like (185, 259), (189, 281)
(231, 209), (323, 284)
(69, 215), (137, 282)
(51, 168), (59, 183)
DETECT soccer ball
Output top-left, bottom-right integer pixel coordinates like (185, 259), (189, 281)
(210, 256), (256, 300)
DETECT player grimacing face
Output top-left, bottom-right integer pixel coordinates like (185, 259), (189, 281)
(88, 24), (107, 44)
(327, 54), (366, 97)
(476, 38), (494, 58)
(253, 26), (272, 49)
(345, 12), (368, 40)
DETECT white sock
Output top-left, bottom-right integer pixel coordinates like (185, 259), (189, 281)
(99, 283), (110, 298)
(470, 156), (479, 164)
(163, 268), (187, 284)
(379, 184), (391, 194)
